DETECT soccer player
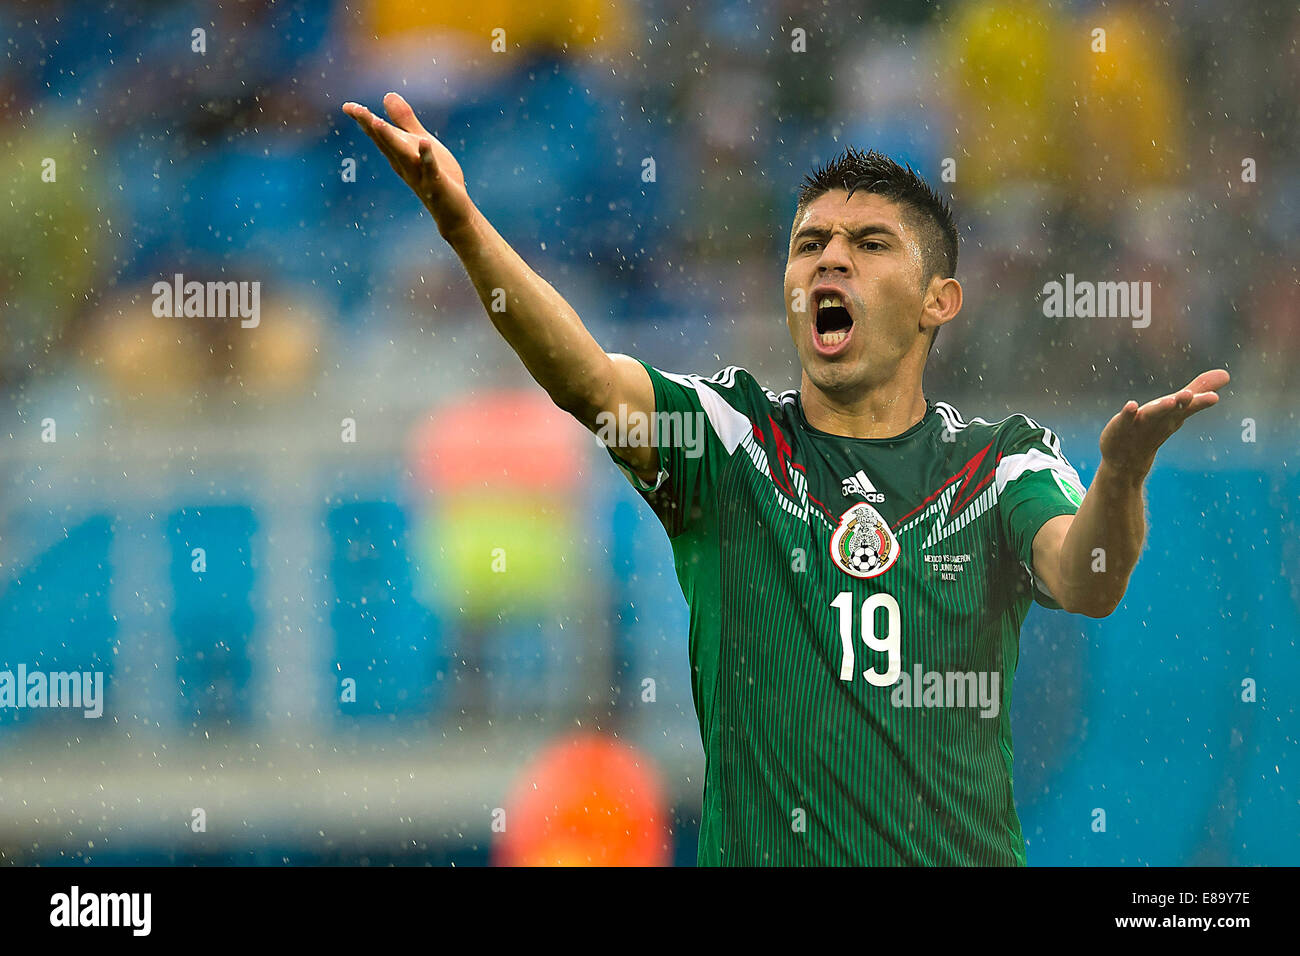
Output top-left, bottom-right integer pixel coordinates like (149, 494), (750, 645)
(343, 93), (1229, 866)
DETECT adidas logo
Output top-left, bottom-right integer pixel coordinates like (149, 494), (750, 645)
(841, 470), (885, 503)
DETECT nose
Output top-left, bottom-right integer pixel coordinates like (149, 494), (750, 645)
(816, 234), (852, 274)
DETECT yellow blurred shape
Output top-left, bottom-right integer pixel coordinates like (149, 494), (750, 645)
(234, 295), (322, 398)
(361, 0), (630, 50)
(944, 0), (1182, 197)
(423, 493), (580, 619)
(92, 299), (203, 401)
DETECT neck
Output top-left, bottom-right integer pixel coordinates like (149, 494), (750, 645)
(800, 371), (929, 440)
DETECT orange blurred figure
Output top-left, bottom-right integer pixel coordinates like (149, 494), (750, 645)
(497, 733), (672, 867)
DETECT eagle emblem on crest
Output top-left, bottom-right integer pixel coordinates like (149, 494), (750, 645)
(829, 503), (898, 579)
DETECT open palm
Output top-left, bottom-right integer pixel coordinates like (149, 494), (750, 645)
(1099, 369), (1230, 475)
(342, 92), (473, 237)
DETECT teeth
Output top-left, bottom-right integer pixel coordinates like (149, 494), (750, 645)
(818, 294), (843, 309)
(819, 330), (848, 346)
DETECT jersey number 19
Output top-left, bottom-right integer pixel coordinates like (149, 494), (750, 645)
(831, 591), (901, 686)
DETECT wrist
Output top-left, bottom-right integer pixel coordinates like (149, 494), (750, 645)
(1097, 456), (1150, 487)
(438, 205), (483, 251)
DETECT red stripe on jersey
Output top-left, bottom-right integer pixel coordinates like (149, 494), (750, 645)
(892, 441), (1001, 529)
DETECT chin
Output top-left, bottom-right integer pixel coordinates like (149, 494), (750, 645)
(805, 356), (861, 392)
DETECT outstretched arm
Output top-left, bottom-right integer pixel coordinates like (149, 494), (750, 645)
(1032, 369), (1230, 617)
(342, 93), (657, 481)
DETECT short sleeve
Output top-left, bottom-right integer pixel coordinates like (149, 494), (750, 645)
(602, 360), (756, 537)
(995, 416), (1088, 609)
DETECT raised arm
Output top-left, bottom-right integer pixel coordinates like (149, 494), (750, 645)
(342, 93), (657, 481)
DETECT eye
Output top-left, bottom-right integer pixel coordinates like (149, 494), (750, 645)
(800, 240), (821, 252)
(861, 239), (886, 251)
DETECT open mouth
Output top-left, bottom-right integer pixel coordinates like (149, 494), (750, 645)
(814, 293), (854, 349)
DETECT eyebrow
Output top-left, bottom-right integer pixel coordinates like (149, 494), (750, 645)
(791, 223), (901, 246)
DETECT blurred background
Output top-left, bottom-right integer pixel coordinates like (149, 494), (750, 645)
(0, 0), (1296, 865)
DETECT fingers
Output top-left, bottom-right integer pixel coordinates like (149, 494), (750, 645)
(357, 117), (407, 176)
(1133, 387), (1219, 432)
(343, 102), (407, 154)
(1138, 392), (1177, 415)
(1127, 369), (1230, 423)
(382, 91), (431, 138)
(363, 109), (412, 158)
(343, 101), (416, 180)
(1170, 388), (1221, 419)
(1108, 370), (1228, 469)
(1141, 384), (1202, 415)
(1183, 368), (1230, 395)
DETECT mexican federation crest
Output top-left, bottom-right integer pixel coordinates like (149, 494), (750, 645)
(829, 502), (899, 579)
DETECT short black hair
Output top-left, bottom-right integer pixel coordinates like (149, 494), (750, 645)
(795, 147), (957, 283)
(793, 147), (957, 356)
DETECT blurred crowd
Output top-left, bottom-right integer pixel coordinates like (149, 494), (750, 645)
(2, 0), (1296, 405)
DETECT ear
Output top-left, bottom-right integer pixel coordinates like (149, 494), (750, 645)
(921, 276), (962, 336)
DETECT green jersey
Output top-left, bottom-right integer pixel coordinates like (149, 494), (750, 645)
(604, 361), (1087, 866)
